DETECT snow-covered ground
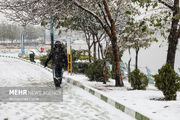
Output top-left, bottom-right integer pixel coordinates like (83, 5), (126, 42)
(0, 49), (21, 57)
(0, 49), (47, 57)
(0, 56), (134, 120)
(64, 73), (180, 120)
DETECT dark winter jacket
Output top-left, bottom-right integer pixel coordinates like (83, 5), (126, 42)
(45, 44), (68, 68)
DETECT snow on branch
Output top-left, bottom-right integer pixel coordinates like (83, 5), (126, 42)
(73, 1), (111, 37)
(0, 0), (73, 25)
(158, 0), (174, 10)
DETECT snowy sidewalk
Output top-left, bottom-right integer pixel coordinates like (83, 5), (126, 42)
(0, 57), (134, 120)
(64, 73), (180, 120)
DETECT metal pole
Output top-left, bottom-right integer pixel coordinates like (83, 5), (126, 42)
(67, 37), (71, 72)
(23, 34), (24, 54)
(21, 33), (23, 56)
(21, 33), (24, 57)
(50, 16), (54, 50)
(70, 46), (72, 73)
(67, 54), (69, 72)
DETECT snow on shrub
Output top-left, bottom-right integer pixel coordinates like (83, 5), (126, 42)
(129, 69), (148, 90)
(154, 64), (180, 100)
(72, 62), (89, 74)
(85, 60), (110, 82)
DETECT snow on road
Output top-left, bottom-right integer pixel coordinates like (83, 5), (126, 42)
(0, 57), (134, 120)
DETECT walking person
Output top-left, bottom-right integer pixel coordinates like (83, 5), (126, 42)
(44, 41), (68, 89)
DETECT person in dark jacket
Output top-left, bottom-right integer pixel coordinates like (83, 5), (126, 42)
(44, 41), (68, 88)
(29, 51), (35, 63)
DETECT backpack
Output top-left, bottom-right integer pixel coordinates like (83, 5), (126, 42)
(53, 45), (65, 67)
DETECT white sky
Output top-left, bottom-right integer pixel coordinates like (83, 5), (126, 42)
(0, 13), (8, 22)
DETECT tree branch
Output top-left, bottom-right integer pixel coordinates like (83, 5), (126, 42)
(158, 0), (174, 10)
(73, 1), (111, 37)
(98, 3), (111, 29)
(103, 0), (116, 37)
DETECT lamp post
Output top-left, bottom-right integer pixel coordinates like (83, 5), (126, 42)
(50, 15), (54, 50)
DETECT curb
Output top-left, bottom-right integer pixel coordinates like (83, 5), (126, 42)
(0, 55), (151, 120)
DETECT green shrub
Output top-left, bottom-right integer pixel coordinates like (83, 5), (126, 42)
(72, 62), (89, 74)
(40, 55), (47, 66)
(39, 50), (52, 68)
(40, 55), (53, 68)
(85, 60), (110, 82)
(72, 50), (81, 62)
(154, 64), (180, 100)
(129, 69), (148, 90)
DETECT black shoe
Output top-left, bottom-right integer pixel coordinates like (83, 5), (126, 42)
(57, 77), (62, 84)
(54, 78), (59, 87)
(55, 86), (61, 90)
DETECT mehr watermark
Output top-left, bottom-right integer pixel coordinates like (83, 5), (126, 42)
(0, 87), (63, 102)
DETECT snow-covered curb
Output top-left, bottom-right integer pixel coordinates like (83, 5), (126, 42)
(0, 55), (150, 120)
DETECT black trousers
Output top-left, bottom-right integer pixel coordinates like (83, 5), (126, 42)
(53, 66), (63, 87)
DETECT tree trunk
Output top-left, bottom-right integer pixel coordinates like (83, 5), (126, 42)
(111, 36), (124, 87)
(128, 48), (131, 79)
(93, 35), (97, 61)
(98, 44), (100, 59)
(84, 31), (92, 63)
(128, 58), (131, 80)
(135, 47), (139, 70)
(93, 41), (96, 61)
(166, 3), (179, 69)
(100, 44), (104, 59)
(88, 47), (92, 63)
(166, 36), (178, 69)
(98, 42), (104, 59)
(103, 56), (107, 84)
